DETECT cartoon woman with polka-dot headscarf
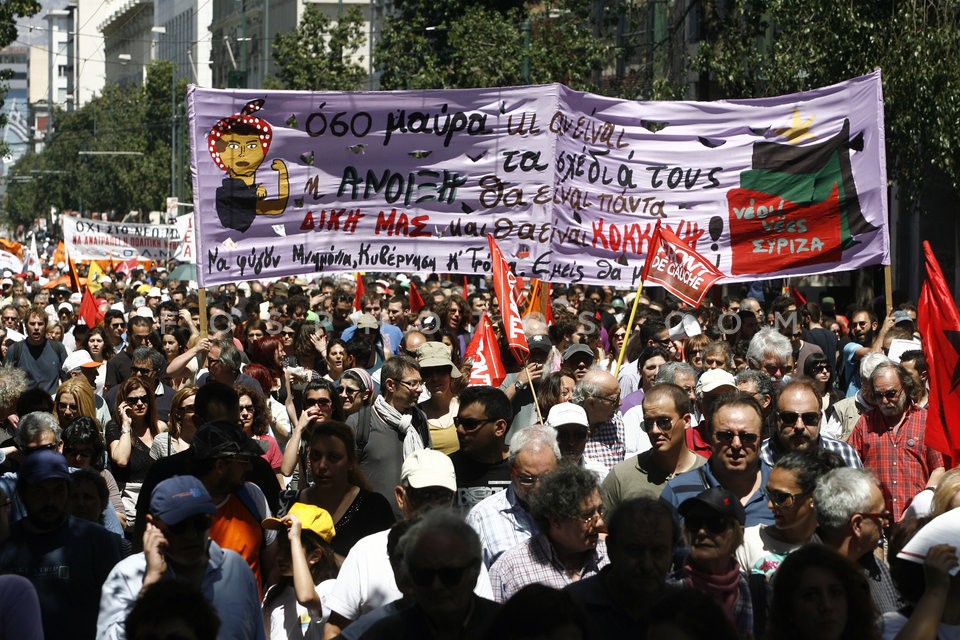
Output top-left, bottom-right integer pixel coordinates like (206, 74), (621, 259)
(208, 99), (289, 233)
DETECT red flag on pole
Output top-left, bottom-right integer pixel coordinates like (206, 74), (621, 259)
(410, 284), (425, 314)
(79, 287), (101, 328)
(641, 221), (724, 307)
(462, 275), (469, 299)
(464, 312), (506, 387)
(487, 235), (529, 363)
(66, 251), (82, 292)
(354, 273), (364, 311)
(918, 241), (960, 464)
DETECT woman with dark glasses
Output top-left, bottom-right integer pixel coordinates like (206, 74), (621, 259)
(736, 449), (844, 578)
(672, 487), (753, 639)
(108, 377), (160, 531)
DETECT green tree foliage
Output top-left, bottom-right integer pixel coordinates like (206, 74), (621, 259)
(692, 0), (960, 199)
(271, 5), (368, 90)
(375, 0), (610, 91)
(4, 61), (189, 226)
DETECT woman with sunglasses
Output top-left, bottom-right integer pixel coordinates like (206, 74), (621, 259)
(736, 449), (844, 578)
(55, 377), (102, 434)
(149, 385), (198, 460)
(62, 416), (125, 528)
(297, 421), (394, 561)
(107, 377), (160, 529)
(338, 368), (374, 418)
(673, 487), (754, 639)
(804, 352), (843, 424)
(281, 379), (345, 486)
(236, 384), (284, 486)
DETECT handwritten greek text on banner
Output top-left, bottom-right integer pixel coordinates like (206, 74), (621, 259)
(187, 72), (888, 287)
(63, 215), (178, 263)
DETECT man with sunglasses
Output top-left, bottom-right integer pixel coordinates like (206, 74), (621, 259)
(98, 475), (265, 640)
(841, 308), (879, 397)
(602, 384), (707, 514)
(104, 315), (156, 392)
(813, 467), (904, 614)
(0, 449), (120, 640)
(358, 508), (498, 640)
(466, 426), (560, 569)
(450, 385), (513, 508)
(849, 361), (944, 522)
(745, 327), (794, 386)
(760, 379), (862, 469)
(661, 391), (775, 527)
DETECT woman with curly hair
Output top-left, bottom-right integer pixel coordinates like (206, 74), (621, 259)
(438, 294), (471, 356)
(767, 543), (880, 640)
(149, 385), (199, 460)
(107, 377), (161, 528)
(236, 383), (284, 486)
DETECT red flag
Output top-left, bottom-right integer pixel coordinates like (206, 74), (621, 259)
(79, 287), (101, 328)
(919, 241), (960, 464)
(487, 235), (529, 363)
(464, 312), (506, 387)
(410, 284), (425, 314)
(641, 221), (724, 307)
(523, 279), (553, 325)
(462, 275), (469, 299)
(117, 257), (139, 275)
(354, 273), (364, 311)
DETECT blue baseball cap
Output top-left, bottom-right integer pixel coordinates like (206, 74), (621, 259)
(149, 476), (216, 525)
(17, 449), (69, 490)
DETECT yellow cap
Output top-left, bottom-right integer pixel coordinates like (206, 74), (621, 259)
(261, 502), (336, 543)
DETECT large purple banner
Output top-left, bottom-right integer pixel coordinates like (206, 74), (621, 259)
(188, 72), (888, 287)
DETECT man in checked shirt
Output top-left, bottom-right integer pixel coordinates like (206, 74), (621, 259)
(572, 369), (626, 470)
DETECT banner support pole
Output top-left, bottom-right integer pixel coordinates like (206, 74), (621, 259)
(615, 280), (644, 377)
(884, 265), (893, 315)
(199, 288), (208, 339)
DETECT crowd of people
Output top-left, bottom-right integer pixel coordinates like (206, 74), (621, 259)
(0, 264), (955, 640)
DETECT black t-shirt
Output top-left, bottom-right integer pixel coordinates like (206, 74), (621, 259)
(323, 488), (395, 558)
(449, 452), (511, 509)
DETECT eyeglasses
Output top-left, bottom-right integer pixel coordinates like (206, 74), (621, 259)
(685, 514), (732, 535)
(777, 411), (820, 427)
(127, 395), (149, 405)
(594, 392), (621, 405)
(714, 431), (760, 446)
(613, 332), (626, 339)
(304, 397), (333, 408)
(858, 510), (891, 526)
(166, 514), (212, 536)
(454, 416), (493, 432)
(110, 322), (126, 329)
(408, 563), (475, 588)
(874, 389), (902, 401)
(512, 469), (541, 487)
(281, 330), (296, 337)
(58, 402), (79, 412)
(132, 366), (154, 376)
(852, 320), (869, 327)
(642, 416), (676, 433)
(766, 488), (810, 508)
(64, 446), (96, 459)
(338, 386), (361, 397)
(239, 404), (255, 414)
(555, 427), (589, 441)
(577, 507), (605, 526)
(763, 363), (792, 375)
(394, 378), (423, 391)
(813, 364), (830, 373)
